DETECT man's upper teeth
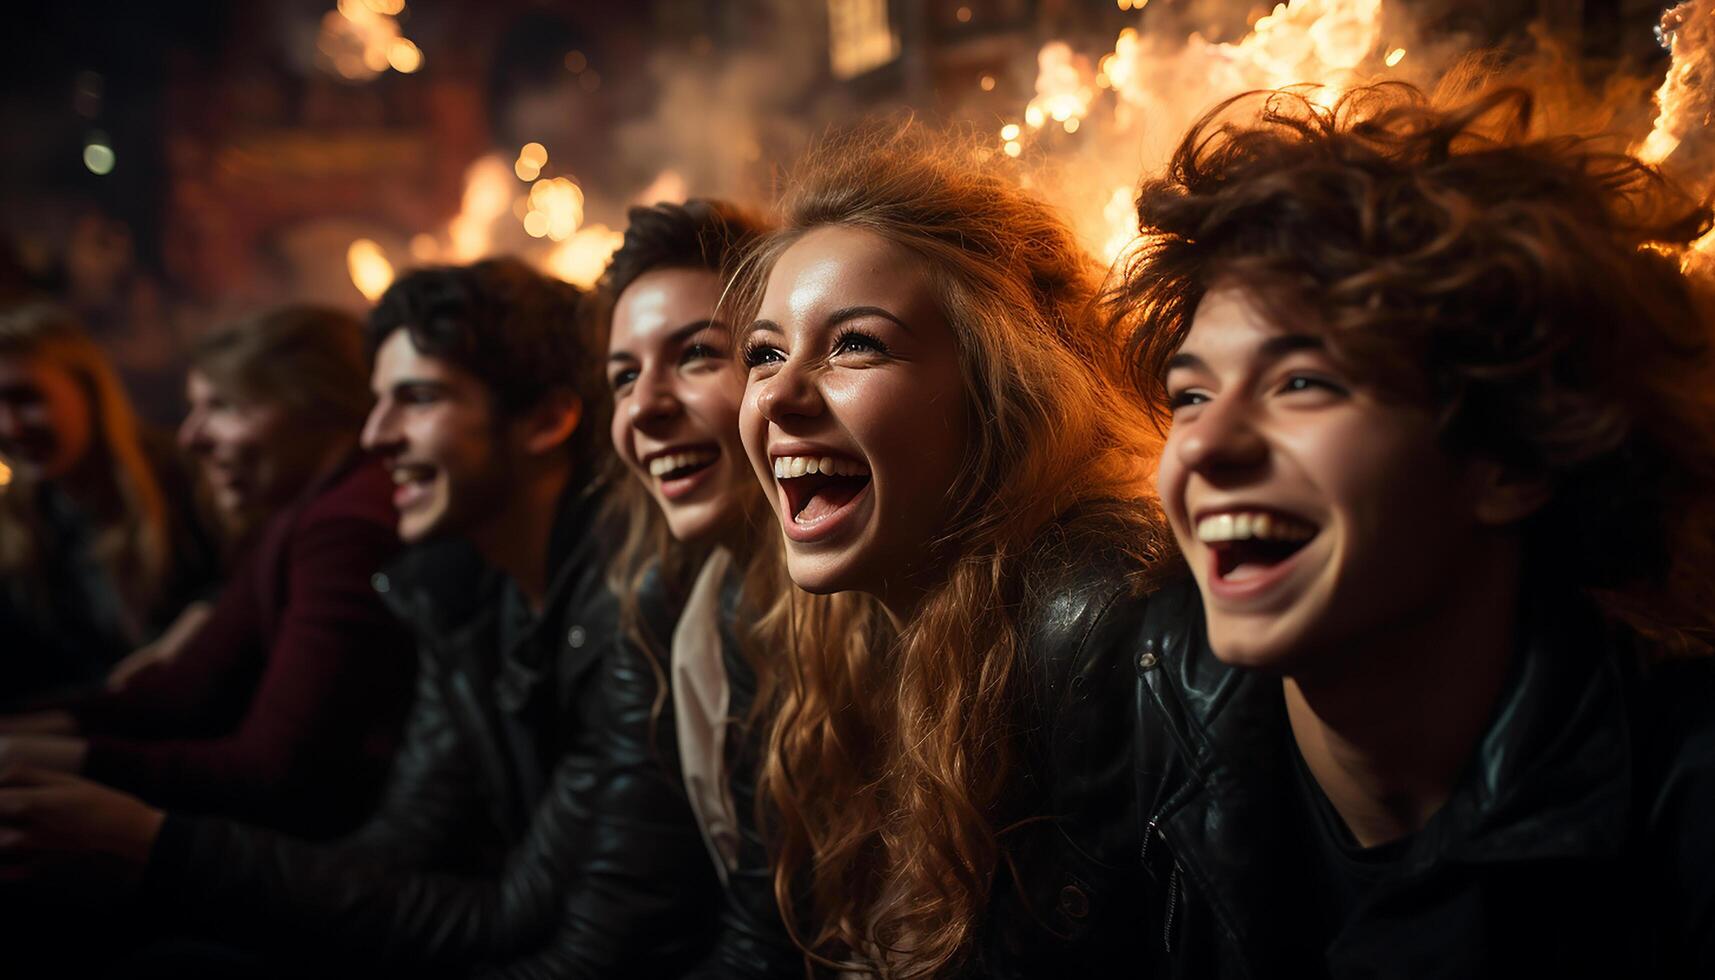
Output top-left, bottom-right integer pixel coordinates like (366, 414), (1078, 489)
(772, 454), (865, 479)
(1196, 511), (1316, 544)
(648, 450), (718, 478)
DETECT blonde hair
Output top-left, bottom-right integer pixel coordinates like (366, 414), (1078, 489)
(727, 127), (1178, 976)
(0, 302), (171, 630)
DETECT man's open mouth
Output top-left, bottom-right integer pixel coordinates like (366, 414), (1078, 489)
(1196, 510), (1319, 581)
(389, 462), (439, 510)
(772, 454), (872, 527)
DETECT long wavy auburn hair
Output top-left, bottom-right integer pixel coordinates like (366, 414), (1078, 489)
(0, 302), (172, 630)
(726, 127), (1179, 976)
(1107, 80), (1715, 656)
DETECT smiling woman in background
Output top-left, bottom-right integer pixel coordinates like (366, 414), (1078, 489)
(0, 305), (415, 838)
(0, 302), (214, 708)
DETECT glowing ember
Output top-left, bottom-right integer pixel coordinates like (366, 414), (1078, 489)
(1634, 2), (1715, 270)
(545, 225), (625, 289)
(1015, 0), (1394, 261)
(317, 0), (421, 81)
(1026, 42), (1097, 129)
(0, 457), (12, 490)
(347, 239), (395, 301)
(446, 154), (516, 262)
(527, 177), (585, 242)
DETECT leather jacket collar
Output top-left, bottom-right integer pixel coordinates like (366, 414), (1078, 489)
(1136, 577), (1635, 975)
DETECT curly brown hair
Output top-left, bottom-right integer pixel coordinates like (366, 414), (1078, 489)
(1108, 81), (1715, 654)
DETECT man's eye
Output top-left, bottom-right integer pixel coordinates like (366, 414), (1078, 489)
(1168, 389), (1208, 410)
(1278, 374), (1345, 397)
(743, 342), (785, 368)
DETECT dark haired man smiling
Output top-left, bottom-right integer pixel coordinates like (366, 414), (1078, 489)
(0, 258), (717, 977)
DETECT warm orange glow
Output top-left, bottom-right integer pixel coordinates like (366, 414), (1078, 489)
(544, 225), (625, 289)
(0, 457), (12, 490)
(634, 169), (689, 206)
(1015, 0), (1390, 262)
(980, 74), (996, 91)
(347, 239), (395, 301)
(1000, 123), (1021, 141)
(448, 155), (515, 262)
(388, 38), (423, 73)
(319, 0), (419, 81)
(526, 177), (585, 241)
(1385, 47), (1406, 66)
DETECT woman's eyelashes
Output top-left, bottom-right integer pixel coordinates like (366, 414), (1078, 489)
(742, 338), (784, 369)
(742, 325), (894, 372)
(832, 328), (889, 357)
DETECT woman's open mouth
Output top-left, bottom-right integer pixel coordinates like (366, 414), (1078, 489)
(647, 445), (720, 501)
(772, 453), (872, 542)
(1196, 509), (1320, 597)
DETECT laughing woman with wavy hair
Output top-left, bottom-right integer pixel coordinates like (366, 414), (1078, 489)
(729, 128), (1179, 977)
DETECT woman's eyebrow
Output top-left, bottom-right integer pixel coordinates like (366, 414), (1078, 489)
(826, 305), (910, 333)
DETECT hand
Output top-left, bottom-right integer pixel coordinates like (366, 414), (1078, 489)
(108, 599), (213, 692)
(0, 768), (164, 896)
(0, 735), (87, 773)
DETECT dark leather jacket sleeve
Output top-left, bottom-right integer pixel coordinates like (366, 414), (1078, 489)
(469, 621), (722, 979)
(146, 622), (719, 974)
(976, 517), (1157, 978)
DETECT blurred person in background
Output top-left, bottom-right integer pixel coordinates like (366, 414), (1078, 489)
(0, 304), (414, 839)
(0, 302), (215, 709)
(0, 259), (718, 979)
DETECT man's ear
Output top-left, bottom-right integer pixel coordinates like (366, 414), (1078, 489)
(1468, 458), (1552, 527)
(520, 389), (582, 457)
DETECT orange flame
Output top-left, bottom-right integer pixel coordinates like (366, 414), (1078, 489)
(1634, 2), (1715, 268)
(347, 239), (395, 301)
(1015, 0), (1393, 263)
(544, 225), (625, 289)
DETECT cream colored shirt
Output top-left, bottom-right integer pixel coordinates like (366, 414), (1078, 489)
(672, 548), (740, 883)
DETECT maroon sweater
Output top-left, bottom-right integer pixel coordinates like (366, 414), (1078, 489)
(72, 454), (415, 837)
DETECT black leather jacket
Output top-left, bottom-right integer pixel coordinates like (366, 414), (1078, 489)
(971, 515), (1163, 978)
(141, 485), (720, 977)
(1129, 577), (1715, 979)
(667, 560), (803, 980)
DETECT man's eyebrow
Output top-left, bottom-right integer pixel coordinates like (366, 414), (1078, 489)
(1163, 352), (1206, 385)
(388, 377), (448, 392)
(1257, 333), (1325, 360)
(1161, 333), (1325, 383)
(826, 305), (909, 332)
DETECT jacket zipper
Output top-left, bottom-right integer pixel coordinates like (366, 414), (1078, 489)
(1163, 862), (1181, 954)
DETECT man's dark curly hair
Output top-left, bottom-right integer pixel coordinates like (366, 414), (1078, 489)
(1108, 81), (1715, 655)
(365, 256), (606, 473)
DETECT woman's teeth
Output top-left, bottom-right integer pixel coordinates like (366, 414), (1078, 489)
(771, 454), (868, 479)
(1195, 511), (1317, 544)
(648, 449), (718, 478)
